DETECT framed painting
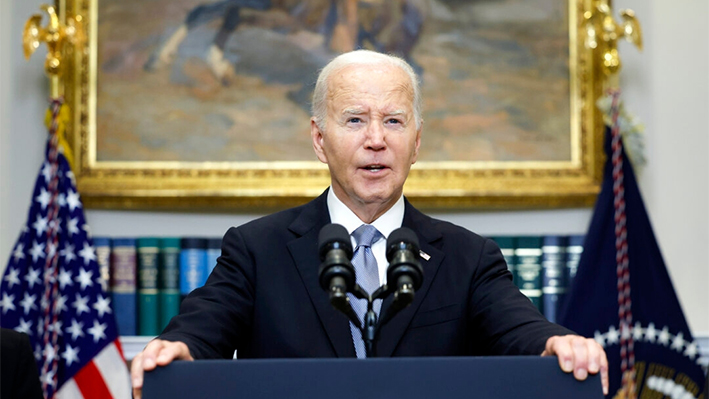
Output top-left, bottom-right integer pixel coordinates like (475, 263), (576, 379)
(63, 0), (605, 210)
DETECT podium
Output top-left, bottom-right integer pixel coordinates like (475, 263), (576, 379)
(143, 356), (603, 399)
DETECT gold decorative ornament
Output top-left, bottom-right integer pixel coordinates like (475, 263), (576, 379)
(23, 2), (85, 98)
(584, 0), (643, 85)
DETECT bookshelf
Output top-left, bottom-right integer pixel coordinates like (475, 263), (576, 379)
(121, 336), (155, 360)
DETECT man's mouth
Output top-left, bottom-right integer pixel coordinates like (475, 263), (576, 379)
(363, 164), (386, 172)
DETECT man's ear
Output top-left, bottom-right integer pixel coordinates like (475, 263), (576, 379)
(411, 126), (422, 164)
(311, 118), (328, 164)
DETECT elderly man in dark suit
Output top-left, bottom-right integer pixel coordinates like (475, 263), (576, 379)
(131, 50), (608, 399)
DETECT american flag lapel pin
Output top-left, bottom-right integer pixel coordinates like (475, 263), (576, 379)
(419, 250), (431, 261)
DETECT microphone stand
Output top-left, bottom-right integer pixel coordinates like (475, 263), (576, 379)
(339, 283), (411, 358)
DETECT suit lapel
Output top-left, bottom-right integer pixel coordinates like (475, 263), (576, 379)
(287, 191), (356, 358)
(376, 200), (445, 357)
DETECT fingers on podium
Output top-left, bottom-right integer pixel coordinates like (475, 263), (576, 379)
(131, 340), (194, 399)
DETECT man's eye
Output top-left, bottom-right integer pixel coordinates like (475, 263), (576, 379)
(386, 118), (402, 124)
(348, 117), (362, 123)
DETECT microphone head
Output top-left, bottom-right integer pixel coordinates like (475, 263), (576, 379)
(386, 227), (423, 291)
(318, 224), (355, 292)
(386, 227), (420, 261)
(318, 223), (353, 261)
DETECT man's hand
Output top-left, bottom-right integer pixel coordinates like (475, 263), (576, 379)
(541, 334), (609, 395)
(131, 339), (194, 399)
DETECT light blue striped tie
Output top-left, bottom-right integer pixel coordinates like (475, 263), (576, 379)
(348, 224), (383, 358)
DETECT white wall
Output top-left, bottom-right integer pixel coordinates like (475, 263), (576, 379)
(0, 1), (11, 252)
(1, 0), (707, 334)
(617, 0), (709, 334)
(1, 0), (48, 290)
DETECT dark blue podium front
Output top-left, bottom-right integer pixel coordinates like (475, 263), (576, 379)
(143, 356), (603, 399)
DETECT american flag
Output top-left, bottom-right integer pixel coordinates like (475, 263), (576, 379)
(0, 100), (131, 399)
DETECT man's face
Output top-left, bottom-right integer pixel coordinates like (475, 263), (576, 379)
(311, 63), (421, 218)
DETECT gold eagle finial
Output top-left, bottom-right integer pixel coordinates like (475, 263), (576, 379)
(22, 4), (85, 97)
(584, 0), (643, 79)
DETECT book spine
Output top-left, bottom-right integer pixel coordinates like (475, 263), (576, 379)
(93, 237), (111, 294)
(180, 238), (208, 301)
(491, 236), (517, 285)
(137, 238), (160, 336)
(111, 238), (137, 336)
(542, 235), (569, 323)
(205, 237), (222, 277)
(159, 238), (181, 332)
(566, 235), (585, 287)
(515, 236), (543, 313)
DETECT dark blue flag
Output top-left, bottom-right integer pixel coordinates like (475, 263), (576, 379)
(558, 95), (706, 399)
(0, 100), (130, 398)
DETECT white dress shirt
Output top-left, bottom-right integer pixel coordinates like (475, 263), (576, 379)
(327, 188), (405, 285)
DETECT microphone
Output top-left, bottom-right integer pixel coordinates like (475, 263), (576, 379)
(318, 223), (354, 293)
(385, 227), (424, 307)
(317, 224), (360, 326)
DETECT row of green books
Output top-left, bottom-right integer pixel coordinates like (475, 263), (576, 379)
(94, 237), (222, 337)
(490, 235), (585, 324)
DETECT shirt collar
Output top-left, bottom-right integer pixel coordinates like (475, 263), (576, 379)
(327, 188), (404, 240)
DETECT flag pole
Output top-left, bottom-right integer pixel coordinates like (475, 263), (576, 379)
(584, 2), (644, 398)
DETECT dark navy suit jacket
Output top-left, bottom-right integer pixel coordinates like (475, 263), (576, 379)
(0, 329), (44, 399)
(160, 190), (572, 358)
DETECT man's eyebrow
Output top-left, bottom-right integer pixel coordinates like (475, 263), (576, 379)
(339, 108), (407, 118)
(387, 110), (407, 117)
(342, 107), (365, 115)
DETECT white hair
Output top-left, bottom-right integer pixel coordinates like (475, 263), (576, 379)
(311, 50), (422, 132)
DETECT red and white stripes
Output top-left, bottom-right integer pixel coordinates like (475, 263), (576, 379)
(55, 339), (132, 399)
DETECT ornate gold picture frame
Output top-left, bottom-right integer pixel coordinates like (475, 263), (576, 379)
(63, 0), (604, 210)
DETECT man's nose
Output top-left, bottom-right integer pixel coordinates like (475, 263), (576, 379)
(364, 123), (386, 150)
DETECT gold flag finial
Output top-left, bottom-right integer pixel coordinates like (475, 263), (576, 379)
(22, 3), (85, 98)
(584, 0), (643, 86)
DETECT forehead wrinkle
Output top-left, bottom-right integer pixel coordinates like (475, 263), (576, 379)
(381, 83), (414, 117)
(340, 86), (413, 115)
(326, 66), (415, 117)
